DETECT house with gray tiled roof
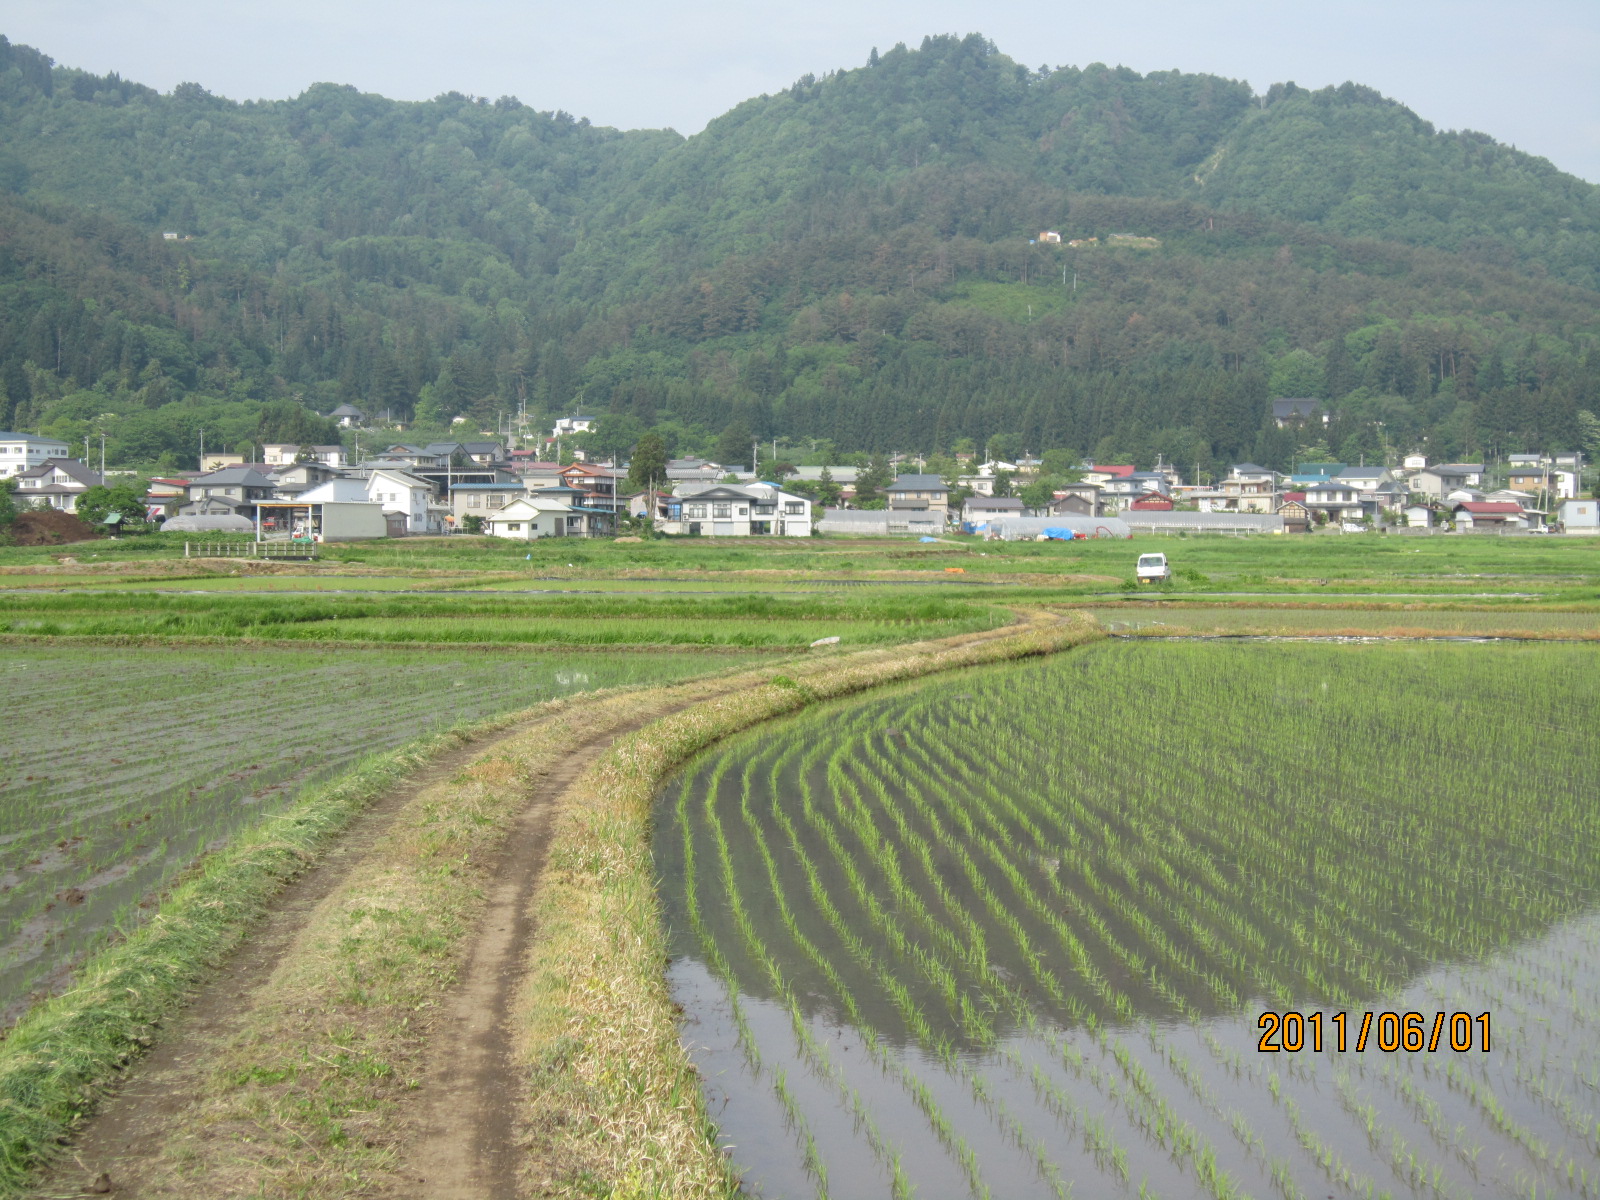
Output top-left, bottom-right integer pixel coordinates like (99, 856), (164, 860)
(886, 474), (950, 518)
(10, 458), (102, 512)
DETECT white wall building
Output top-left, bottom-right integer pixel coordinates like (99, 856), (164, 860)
(10, 458), (102, 511)
(0, 434), (71, 480)
(483, 496), (578, 539)
(365, 468), (442, 534)
(661, 483), (812, 536)
(1557, 498), (1600, 533)
(263, 443), (348, 468)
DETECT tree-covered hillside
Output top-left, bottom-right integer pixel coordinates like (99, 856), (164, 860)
(1, 31), (1596, 473)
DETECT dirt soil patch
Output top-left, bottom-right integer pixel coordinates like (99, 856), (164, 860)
(8, 511), (101, 546)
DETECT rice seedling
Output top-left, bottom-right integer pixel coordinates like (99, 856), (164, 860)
(659, 640), (1600, 1198)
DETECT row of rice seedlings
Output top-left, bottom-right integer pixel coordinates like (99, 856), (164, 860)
(770, 718), (1100, 1196)
(748, 684), (1414, 1196)
(940, 647), (1597, 1002)
(785, 727), (1181, 1193)
(664, 641), (1600, 1198)
(891, 687), (1379, 1010)
(730, 732), (993, 1197)
(696, 732), (966, 1196)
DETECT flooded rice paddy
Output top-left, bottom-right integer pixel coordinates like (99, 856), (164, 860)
(658, 641), (1600, 1198)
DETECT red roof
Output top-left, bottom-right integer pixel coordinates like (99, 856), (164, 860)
(1456, 502), (1523, 514)
(1093, 464), (1136, 478)
(1282, 491), (1306, 502)
(1129, 493), (1174, 510)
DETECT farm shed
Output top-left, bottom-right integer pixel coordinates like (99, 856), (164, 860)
(1121, 512), (1284, 535)
(983, 515), (1131, 540)
(1557, 499), (1599, 533)
(252, 500), (388, 541)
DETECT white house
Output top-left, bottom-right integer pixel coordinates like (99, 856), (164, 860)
(483, 496), (579, 539)
(661, 483), (813, 536)
(263, 443), (348, 468)
(366, 468), (443, 534)
(0, 434), (71, 480)
(10, 458), (102, 511)
(551, 415), (597, 438)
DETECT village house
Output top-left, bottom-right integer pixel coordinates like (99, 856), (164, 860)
(262, 443), (348, 469)
(962, 495), (1024, 525)
(187, 467), (278, 505)
(560, 462), (625, 515)
(1081, 464), (1136, 486)
(551, 415), (597, 438)
(665, 457), (726, 484)
(327, 404), (366, 428)
(1505, 465), (1559, 495)
(1453, 501), (1531, 532)
(1272, 399), (1326, 427)
(1128, 491), (1174, 511)
(9, 458), (102, 512)
(1276, 495), (1312, 533)
(1221, 463), (1282, 514)
(661, 483), (813, 537)
(483, 495), (581, 540)
(1299, 483), (1365, 523)
(0, 434), (71, 479)
(451, 480), (528, 523)
(1402, 502), (1443, 529)
(1409, 463), (1485, 499)
(885, 474), (950, 519)
(365, 468), (444, 535)
(1099, 472), (1172, 511)
(267, 461), (342, 494)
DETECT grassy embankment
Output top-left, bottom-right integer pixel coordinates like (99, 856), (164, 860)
(0, 612), (1097, 1197)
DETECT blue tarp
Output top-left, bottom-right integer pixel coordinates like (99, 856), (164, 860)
(1040, 527), (1085, 541)
(918, 536), (941, 543)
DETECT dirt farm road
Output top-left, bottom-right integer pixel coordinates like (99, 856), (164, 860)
(27, 677), (757, 1199)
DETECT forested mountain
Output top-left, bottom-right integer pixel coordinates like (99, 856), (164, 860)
(1, 31), (1597, 473)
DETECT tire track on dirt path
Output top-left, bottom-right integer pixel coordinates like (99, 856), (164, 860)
(389, 713), (650, 1199)
(25, 670), (775, 1200)
(22, 728), (524, 1200)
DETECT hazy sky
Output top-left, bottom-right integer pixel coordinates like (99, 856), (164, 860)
(7, 0), (1598, 182)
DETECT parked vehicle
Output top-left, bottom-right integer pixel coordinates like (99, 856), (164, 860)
(1135, 552), (1171, 584)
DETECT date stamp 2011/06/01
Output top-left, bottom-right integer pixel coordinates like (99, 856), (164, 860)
(1257, 1011), (1490, 1054)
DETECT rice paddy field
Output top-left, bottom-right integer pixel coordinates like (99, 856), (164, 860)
(1090, 607), (1600, 638)
(0, 644), (758, 1021)
(659, 640), (1600, 1199)
(0, 591), (1006, 648)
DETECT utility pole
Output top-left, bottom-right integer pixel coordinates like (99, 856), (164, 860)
(99, 431), (106, 479)
(199, 429), (205, 471)
(752, 438), (758, 476)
